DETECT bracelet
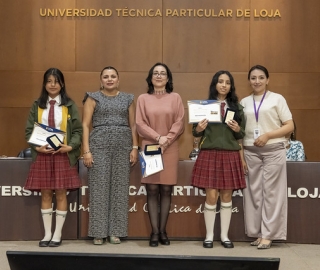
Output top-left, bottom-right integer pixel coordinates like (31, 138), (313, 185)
(83, 150), (91, 155)
(156, 135), (161, 142)
(132, 146), (139, 149)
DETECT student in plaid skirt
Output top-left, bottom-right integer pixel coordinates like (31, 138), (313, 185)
(191, 70), (246, 249)
(24, 68), (82, 247)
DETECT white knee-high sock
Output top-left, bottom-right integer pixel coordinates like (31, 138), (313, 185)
(220, 201), (232, 242)
(51, 210), (67, 242)
(41, 208), (53, 241)
(204, 202), (216, 242)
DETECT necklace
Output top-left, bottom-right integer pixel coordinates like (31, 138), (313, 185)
(154, 90), (166, 95)
(101, 90), (119, 97)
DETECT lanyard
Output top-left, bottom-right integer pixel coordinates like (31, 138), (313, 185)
(253, 91), (267, 123)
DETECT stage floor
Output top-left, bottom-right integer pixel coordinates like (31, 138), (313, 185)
(1, 240), (319, 270)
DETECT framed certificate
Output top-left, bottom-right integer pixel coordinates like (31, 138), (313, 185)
(187, 100), (221, 123)
(27, 123), (65, 148)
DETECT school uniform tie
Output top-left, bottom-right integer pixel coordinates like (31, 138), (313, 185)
(221, 102), (226, 119)
(48, 100), (56, 128)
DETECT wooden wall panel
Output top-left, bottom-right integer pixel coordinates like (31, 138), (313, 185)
(289, 110), (319, 161)
(0, 0), (320, 161)
(0, 108), (30, 157)
(163, 0), (250, 72)
(0, 0), (76, 71)
(66, 71), (149, 106)
(250, 0), (320, 72)
(266, 73), (320, 110)
(75, 0), (163, 72)
(0, 70), (147, 108)
(0, 71), (43, 107)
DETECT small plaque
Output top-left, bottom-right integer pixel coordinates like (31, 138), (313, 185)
(46, 134), (62, 150)
(144, 144), (161, 155)
(223, 108), (236, 124)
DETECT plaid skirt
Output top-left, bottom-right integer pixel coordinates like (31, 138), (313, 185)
(24, 153), (81, 191)
(191, 149), (246, 190)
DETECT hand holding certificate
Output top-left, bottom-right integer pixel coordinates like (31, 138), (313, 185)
(187, 100), (221, 123)
(27, 123), (65, 148)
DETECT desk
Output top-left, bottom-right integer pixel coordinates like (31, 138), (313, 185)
(78, 161), (320, 244)
(1, 159), (319, 243)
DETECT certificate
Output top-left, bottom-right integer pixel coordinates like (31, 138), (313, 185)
(187, 100), (221, 123)
(138, 151), (164, 178)
(27, 123), (65, 147)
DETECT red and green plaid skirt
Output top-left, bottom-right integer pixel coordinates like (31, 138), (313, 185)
(24, 153), (81, 191)
(191, 149), (246, 190)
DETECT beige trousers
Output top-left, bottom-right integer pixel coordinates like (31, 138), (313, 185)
(243, 142), (287, 240)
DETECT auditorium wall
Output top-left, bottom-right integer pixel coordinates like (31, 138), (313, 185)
(0, 0), (319, 160)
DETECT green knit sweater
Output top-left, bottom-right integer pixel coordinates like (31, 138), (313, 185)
(192, 103), (245, 151)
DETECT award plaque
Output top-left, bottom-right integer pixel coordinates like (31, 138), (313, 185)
(223, 108), (236, 124)
(144, 144), (161, 155)
(46, 134), (63, 150)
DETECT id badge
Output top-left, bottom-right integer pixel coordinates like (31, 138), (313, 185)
(253, 128), (260, 139)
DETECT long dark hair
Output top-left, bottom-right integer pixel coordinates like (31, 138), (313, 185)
(38, 68), (71, 109)
(146, 62), (173, 94)
(248, 65), (269, 79)
(208, 70), (241, 124)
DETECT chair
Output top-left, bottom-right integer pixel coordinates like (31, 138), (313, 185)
(17, 148), (32, 158)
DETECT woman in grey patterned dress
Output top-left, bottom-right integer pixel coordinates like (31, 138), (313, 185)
(82, 66), (139, 245)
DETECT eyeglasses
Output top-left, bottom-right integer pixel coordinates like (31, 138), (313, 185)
(152, 72), (167, 77)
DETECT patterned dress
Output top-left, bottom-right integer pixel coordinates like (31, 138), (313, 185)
(85, 91), (134, 238)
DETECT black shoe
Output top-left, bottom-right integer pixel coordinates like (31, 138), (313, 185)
(203, 240), (213, 248)
(48, 240), (62, 247)
(149, 233), (159, 247)
(159, 232), (170, 245)
(221, 240), (234, 248)
(39, 240), (50, 247)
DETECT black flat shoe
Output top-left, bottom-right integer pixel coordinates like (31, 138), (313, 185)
(39, 240), (50, 247)
(221, 240), (234, 248)
(159, 232), (170, 245)
(48, 240), (62, 247)
(149, 233), (159, 247)
(203, 240), (213, 248)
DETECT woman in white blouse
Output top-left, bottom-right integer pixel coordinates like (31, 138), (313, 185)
(240, 65), (294, 249)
